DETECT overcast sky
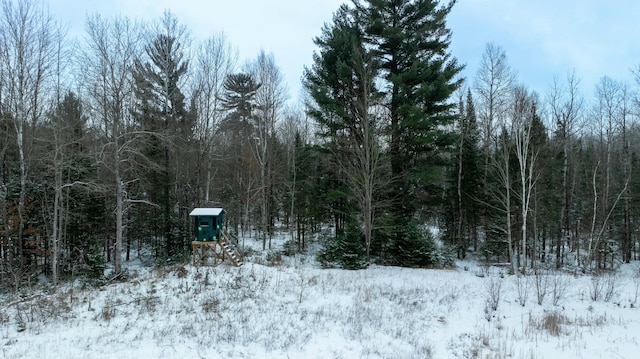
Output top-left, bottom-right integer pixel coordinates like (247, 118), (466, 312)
(49, 0), (640, 104)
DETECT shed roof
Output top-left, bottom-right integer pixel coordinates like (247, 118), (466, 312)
(189, 208), (224, 217)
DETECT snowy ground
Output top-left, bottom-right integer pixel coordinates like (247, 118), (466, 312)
(2, 237), (640, 358)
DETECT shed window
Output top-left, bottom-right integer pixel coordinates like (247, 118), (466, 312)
(200, 221), (210, 227)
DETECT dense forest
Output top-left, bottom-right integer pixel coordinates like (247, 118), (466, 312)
(1, 0), (639, 291)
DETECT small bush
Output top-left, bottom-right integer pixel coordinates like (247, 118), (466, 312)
(101, 304), (115, 321)
(589, 273), (619, 302)
(542, 312), (564, 336)
(514, 274), (531, 307)
(316, 222), (368, 270)
(394, 222), (443, 268)
(281, 239), (301, 256)
(265, 251), (283, 266)
(83, 251), (106, 279)
(484, 275), (503, 321)
(237, 246), (256, 259)
(534, 270), (549, 305)
(550, 273), (569, 306)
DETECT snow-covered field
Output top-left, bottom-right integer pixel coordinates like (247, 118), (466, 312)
(2, 238), (640, 358)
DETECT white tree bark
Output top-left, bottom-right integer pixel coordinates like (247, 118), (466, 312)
(192, 34), (237, 203)
(0, 0), (58, 285)
(250, 51), (287, 250)
(82, 15), (142, 275)
(512, 87), (538, 274)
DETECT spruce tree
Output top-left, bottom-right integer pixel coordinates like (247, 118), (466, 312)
(460, 90), (483, 252)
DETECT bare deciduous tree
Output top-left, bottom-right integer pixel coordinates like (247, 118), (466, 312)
(488, 121), (515, 274)
(249, 51), (287, 250)
(278, 107), (309, 249)
(81, 14), (142, 275)
(192, 33), (237, 203)
(339, 46), (387, 262)
(511, 86), (539, 274)
(582, 77), (633, 272)
(474, 43), (516, 182)
(0, 0), (59, 287)
(549, 71), (583, 268)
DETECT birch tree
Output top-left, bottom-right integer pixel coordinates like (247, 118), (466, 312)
(475, 43), (516, 185)
(511, 86), (540, 273)
(582, 77), (631, 271)
(0, 0), (59, 286)
(590, 77), (619, 269)
(192, 33), (237, 203)
(618, 83), (633, 263)
(82, 15), (142, 275)
(249, 51), (287, 250)
(474, 44), (515, 271)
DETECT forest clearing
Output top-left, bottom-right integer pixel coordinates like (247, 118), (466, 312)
(2, 234), (640, 359)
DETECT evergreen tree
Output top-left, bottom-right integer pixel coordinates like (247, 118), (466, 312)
(354, 0), (463, 264)
(304, 4), (385, 261)
(290, 133), (334, 251)
(131, 12), (190, 262)
(317, 220), (368, 270)
(218, 73), (261, 235)
(45, 92), (105, 279)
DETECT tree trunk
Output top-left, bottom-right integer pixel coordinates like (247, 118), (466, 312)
(114, 132), (123, 275)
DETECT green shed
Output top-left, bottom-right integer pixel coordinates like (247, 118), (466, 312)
(189, 208), (225, 242)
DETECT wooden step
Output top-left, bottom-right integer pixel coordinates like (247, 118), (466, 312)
(220, 236), (243, 267)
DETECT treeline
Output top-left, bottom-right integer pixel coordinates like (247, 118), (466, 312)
(1, 0), (639, 290)
(0, 1), (298, 289)
(305, 2), (640, 274)
(444, 44), (640, 276)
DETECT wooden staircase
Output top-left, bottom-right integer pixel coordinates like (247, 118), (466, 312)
(220, 232), (243, 267)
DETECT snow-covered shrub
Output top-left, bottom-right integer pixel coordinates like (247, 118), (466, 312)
(484, 274), (503, 321)
(550, 272), (569, 306)
(589, 273), (618, 302)
(393, 221), (444, 268)
(514, 273), (531, 307)
(480, 227), (509, 263)
(534, 270), (549, 305)
(316, 222), (367, 270)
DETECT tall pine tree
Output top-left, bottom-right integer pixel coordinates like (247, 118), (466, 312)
(304, 4), (384, 264)
(132, 12), (190, 261)
(218, 73), (261, 235)
(355, 0), (463, 264)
